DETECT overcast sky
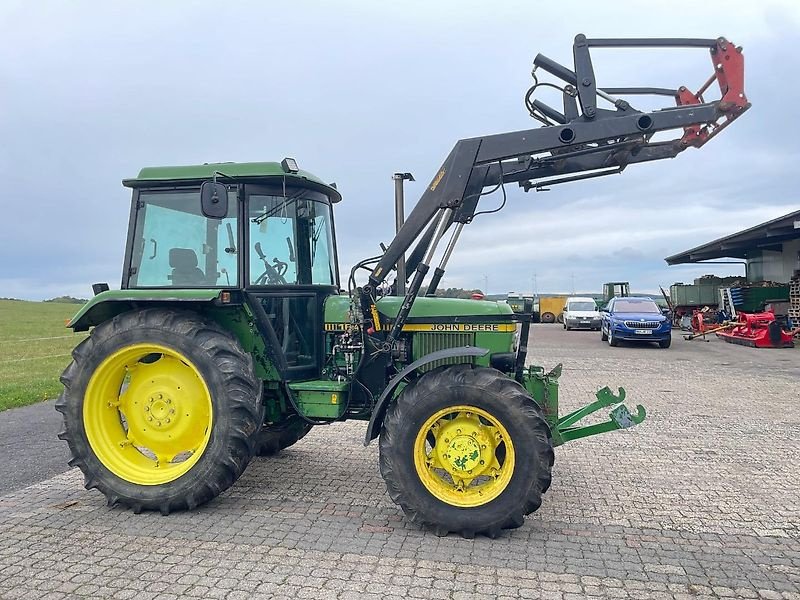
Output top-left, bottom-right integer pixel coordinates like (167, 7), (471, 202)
(1, 0), (799, 300)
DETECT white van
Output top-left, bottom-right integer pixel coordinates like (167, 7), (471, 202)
(563, 296), (601, 331)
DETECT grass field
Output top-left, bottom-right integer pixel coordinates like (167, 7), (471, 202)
(0, 300), (88, 412)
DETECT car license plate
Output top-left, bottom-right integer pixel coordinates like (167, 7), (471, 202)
(635, 329), (652, 335)
(581, 319), (590, 323)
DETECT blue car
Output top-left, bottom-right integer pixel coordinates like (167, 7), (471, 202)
(600, 297), (672, 348)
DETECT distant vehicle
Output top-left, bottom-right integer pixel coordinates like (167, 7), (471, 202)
(504, 292), (540, 322)
(600, 297), (672, 348)
(563, 297), (601, 331)
(539, 296), (568, 324)
(600, 281), (630, 308)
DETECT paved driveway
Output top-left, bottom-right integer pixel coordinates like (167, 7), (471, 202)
(1, 326), (798, 599)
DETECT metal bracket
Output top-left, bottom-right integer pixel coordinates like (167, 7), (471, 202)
(554, 386), (646, 445)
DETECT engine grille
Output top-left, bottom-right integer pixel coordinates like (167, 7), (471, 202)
(624, 320), (661, 329)
(412, 332), (475, 372)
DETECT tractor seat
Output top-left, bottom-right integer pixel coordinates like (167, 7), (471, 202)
(169, 248), (205, 286)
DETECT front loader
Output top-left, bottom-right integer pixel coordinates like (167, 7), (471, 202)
(57, 35), (748, 538)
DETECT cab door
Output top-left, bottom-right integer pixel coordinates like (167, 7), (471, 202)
(244, 184), (339, 380)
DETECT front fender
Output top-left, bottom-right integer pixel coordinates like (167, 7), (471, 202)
(363, 346), (489, 446)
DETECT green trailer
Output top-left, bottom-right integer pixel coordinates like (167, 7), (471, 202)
(670, 283), (722, 307)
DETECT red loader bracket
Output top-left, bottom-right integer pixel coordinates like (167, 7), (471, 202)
(676, 38), (749, 148)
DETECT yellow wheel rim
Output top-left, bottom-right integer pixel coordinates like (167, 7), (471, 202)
(83, 343), (213, 486)
(413, 405), (515, 508)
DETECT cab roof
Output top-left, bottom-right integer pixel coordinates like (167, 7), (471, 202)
(122, 161), (342, 202)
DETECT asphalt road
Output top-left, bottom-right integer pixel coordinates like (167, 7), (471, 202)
(0, 399), (71, 495)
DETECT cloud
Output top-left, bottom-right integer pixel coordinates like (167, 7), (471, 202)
(1, 0), (799, 300)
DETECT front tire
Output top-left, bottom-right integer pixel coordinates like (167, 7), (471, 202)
(541, 312), (555, 324)
(56, 308), (262, 514)
(608, 328), (618, 347)
(379, 365), (554, 538)
(659, 337), (672, 349)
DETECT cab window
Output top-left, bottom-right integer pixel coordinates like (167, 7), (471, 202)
(129, 189), (238, 287)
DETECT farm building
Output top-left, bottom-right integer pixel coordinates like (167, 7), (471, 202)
(665, 209), (800, 284)
(665, 209), (800, 324)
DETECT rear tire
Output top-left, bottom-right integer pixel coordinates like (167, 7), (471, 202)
(601, 326), (608, 341)
(379, 365), (554, 538)
(541, 312), (555, 324)
(254, 415), (312, 456)
(56, 308), (262, 515)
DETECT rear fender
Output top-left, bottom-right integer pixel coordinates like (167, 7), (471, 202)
(68, 289), (228, 331)
(66, 289), (280, 380)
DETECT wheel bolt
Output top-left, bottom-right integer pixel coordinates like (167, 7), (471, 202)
(147, 417), (153, 422)
(166, 399), (171, 404)
(158, 394), (163, 399)
(456, 429), (461, 434)
(157, 421), (162, 426)
(479, 460), (485, 465)
(144, 406), (149, 412)
(165, 418), (171, 424)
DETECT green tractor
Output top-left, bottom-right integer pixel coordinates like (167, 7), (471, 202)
(57, 34), (747, 537)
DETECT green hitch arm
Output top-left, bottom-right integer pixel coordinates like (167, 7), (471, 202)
(554, 386), (646, 445)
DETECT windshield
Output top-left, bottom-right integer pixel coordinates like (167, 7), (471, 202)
(248, 188), (337, 286)
(568, 302), (596, 311)
(613, 300), (660, 314)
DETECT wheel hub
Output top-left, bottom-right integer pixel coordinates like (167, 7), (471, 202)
(146, 394), (175, 425)
(444, 435), (481, 472)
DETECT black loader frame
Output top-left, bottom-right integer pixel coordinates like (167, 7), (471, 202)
(355, 35), (748, 367)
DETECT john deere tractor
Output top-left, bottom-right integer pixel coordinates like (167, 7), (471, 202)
(57, 35), (748, 537)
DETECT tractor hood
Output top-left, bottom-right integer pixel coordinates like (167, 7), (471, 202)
(324, 295), (514, 329)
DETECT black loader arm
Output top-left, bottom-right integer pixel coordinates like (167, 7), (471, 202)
(360, 34), (749, 348)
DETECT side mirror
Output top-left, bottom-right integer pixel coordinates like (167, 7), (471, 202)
(200, 181), (229, 218)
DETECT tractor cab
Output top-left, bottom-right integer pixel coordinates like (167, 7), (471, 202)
(121, 160), (342, 379)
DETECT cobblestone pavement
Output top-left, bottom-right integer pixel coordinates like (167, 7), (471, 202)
(1, 326), (798, 599)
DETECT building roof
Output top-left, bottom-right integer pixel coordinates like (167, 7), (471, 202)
(122, 161), (341, 202)
(665, 208), (800, 265)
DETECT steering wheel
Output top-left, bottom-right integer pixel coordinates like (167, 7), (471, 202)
(254, 242), (288, 285)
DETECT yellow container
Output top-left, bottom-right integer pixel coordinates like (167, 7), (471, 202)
(539, 296), (567, 324)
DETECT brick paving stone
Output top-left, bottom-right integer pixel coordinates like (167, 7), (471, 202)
(0, 326), (797, 599)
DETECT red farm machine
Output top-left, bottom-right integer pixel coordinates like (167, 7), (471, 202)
(716, 311), (795, 348)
